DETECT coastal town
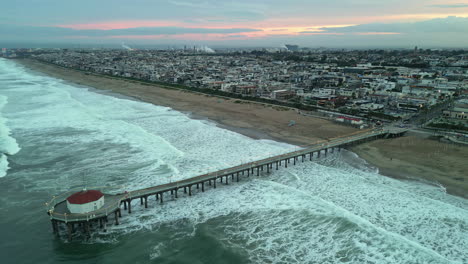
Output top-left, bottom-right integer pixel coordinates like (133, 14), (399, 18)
(4, 47), (468, 136)
(2, 0), (468, 262)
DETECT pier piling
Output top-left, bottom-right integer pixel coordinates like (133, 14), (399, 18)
(46, 129), (405, 241)
(85, 222), (90, 239)
(114, 211), (119, 225)
(51, 220), (58, 234)
(67, 223), (72, 241)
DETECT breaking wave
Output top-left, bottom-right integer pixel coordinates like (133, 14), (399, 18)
(0, 95), (20, 177)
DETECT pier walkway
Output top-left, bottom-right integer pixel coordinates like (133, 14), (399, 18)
(46, 128), (407, 240)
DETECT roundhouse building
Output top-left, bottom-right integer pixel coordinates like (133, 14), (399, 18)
(66, 189), (105, 214)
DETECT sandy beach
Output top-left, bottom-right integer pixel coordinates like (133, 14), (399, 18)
(350, 133), (468, 198)
(15, 58), (468, 198)
(16, 59), (359, 145)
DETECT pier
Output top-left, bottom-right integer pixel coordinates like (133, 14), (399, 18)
(46, 128), (407, 241)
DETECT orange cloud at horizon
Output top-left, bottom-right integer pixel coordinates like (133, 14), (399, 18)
(57, 11), (467, 31)
(55, 12), (466, 41)
(103, 33), (253, 41)
(57, 20), (185, 30)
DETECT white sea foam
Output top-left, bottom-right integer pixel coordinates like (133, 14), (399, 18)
(0, 95), (20, 177)
(0, 154), (9, 178)
(1, 58), (467, 263)
(0, 96), (20, 154)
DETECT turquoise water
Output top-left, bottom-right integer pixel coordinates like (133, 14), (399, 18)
(0, 58), (467, 263)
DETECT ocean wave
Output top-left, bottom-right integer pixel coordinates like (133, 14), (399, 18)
(0, 95), (20, 177)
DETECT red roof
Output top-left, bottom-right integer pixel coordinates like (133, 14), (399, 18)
(67, 190), (104, 204)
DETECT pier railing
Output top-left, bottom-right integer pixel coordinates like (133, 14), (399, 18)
(47, 128), (403, 223)
(45, 186), (125, 222)
(127, 128), (389, 199)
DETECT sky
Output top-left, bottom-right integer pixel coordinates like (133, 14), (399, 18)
(1, 0), (468, 48)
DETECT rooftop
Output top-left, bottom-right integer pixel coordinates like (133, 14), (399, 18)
(67, 190), (104, 204)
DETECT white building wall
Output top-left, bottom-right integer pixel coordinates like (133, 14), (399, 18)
(67, 196), (105, 214)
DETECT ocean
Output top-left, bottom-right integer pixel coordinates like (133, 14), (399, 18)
(0, 58), (467, 264)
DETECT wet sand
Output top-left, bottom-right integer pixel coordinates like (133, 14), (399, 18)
(350, 133), (468, 198)
(15, 59), (468, 198)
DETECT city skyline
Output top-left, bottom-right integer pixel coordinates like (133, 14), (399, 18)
(1, 1), (468, 47)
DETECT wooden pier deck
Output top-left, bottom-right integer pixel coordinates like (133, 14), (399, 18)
(46, 128), (407, 240)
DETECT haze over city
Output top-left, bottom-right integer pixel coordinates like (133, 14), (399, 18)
(1, 0), (468, 47)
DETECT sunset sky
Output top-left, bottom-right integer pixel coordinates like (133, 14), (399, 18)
(1, 0), (468, 47)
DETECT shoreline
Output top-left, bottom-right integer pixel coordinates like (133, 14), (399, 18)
(88, 86), (279, 143)
(15, 58), (360, 146)
(14, 58), (468, 198)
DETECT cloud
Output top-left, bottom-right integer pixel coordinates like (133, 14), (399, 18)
(168, 0), (200, 8)
(98, 27), (262, 36)
(0, 25), (262, 39)
(429, 4), (468, 8)
(319, 16), (468, 34)
(299, 30), (323, 33)
(167, 0), (266, 22)
(354, 32), (401, 35)
(1, 15), (467, 48)
(298, 31), (343, 35)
